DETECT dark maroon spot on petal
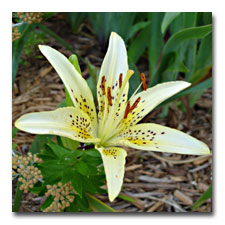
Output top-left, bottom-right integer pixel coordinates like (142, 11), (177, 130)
(161, 132), (165, 134)
(70, 115), (72, 118)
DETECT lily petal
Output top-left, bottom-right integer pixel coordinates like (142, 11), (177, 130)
(113, 123), (210, 155)
(39, 45), (97, 130)
(120, 81), (191, 131)
(97, 32), (129, 137)
(15, 107), (99, 143)
(96, 146), (127, 202)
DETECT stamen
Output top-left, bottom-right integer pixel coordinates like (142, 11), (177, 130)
(130, 97), (141, 112)
(124, 101), (130, 119)
(101, 76), (106, 95)
(141, 73), (147, 91)
(107, 87), (112, 106)
(119, 73), (123, 88)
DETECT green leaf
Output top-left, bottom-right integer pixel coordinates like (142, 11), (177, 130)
(88, 12), (136, 48)
(47, 142), (70, 159)
(69, 54), (82, 75)
(66, 12), (87, 33)
(164, 24), (212, 56)
(148, 12), (165, 83)
(128, 24), (151, 64)
(118, 194), (136, 203)
(86, 193), (117, 212)
(29, 135), (52, 154)
(161, 12), (181, 34)
(61, 136), (79, 151)
(76, 194), (91, 212)
(192, 184), (212, 210)
(12, 127), (18, 138)
(40, 196), (54, 211)
(12, 181), (23, 212)
(71, 172), (83, 197)
(127, 20), (151, 40)
(154, 24), (212, 85)
(190, 33), (212, 83)
(12, 23), (36, 87)
(76, 160), (90, 176)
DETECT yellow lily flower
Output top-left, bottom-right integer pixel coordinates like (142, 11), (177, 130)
(15, 32), (210, 202)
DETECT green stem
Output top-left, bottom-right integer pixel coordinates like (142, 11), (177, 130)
(37, 23), (86, 64)
(12, 181), (23, 212)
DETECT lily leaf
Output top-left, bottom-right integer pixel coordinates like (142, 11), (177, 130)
(192, 184), (212, 210)
(86, 193), (117, 212)
(161, 12), (181, 34)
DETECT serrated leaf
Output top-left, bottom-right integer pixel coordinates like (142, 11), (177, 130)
(47, 142), (70, 159)
(71, 172), (83, 197)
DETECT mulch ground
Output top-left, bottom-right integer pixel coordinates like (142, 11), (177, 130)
(12, 14), (212, 212)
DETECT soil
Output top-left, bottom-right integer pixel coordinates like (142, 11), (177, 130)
(12, 13), (212, 212)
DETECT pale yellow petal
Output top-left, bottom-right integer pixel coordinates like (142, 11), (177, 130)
(15, 107), (99, 143)
(39, 45), (97, 129)
(121, 81), (191, 130)
(97, 32), (129, 139)
(112, 123), (210, 155)
(96, 146), (127, 202)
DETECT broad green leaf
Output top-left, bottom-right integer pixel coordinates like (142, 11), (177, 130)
(190, 33), (212, 83)
(127, 20), (151, 40)
(118, 194), (136, 203)
(88, 12), (136, 48)
(12, 127), (18, 138)
(12, 23), (35, 87)
(47, 142), (70, 159)
(161, 12), (181, 34)
(76, 194), (91, 212)
(148, 12), (165, 84)
(66, 12), (87, 33)
(192, 184), (212, 210)
(71, 172), (83, 197)
(128, 24), (151, 64)
(154, 24), (212, 85)
(12, 181), (23, 212)
(69, 54), (82, 75)
(61, 136), (79, 151)
(29, 134), (52, 154)
(86, 193), (117, 212)
(164, 24), (212, 56)
(40, 196), (54, 211)
(169, 13), (183, 35)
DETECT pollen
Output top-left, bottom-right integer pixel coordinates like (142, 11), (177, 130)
(130, 97), (141, 112)
(107, 87), (113, 106)
(141, 73), (147, 91)
(101, 76), (106, 95)
(119, 73), (123, 88)
(124, 101), (130, 119)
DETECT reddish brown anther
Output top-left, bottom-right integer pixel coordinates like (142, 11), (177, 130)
(124, 101), (130, 119)
(101, 76), (106, 95)
(107, 87), (112, 106)
(141, 73), (147, 91)
(119, 73), (123, 88)
(130, 97), (141, 112)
